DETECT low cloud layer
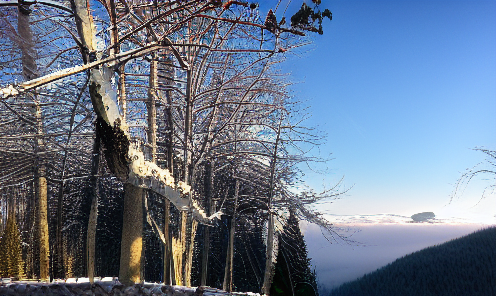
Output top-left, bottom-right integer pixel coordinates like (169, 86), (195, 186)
(304, 222), (487, 291)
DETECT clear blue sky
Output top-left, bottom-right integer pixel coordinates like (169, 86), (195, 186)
(268, 0), (496, 223)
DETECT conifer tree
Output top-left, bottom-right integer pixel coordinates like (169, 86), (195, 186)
(0, 209), (26, 279)
(276, 209), (319, 296)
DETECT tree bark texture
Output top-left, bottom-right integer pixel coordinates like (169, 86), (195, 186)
(262, 214), (275, 295)
(69, 0), (214, 223)
(184, 218), (197, 287)
(87, 133), (101, 283)
(37, 174), (49, 281)
(17, 2), (49, 281)
(201, 160), (214, 286)
(223, 179), (239, 292)
(172, 211), (187, 286)
(147, 56), (158, 163)
(262, 118), (283, 295)
(163, 199), (171, 284)
(119, 183), (144, 285)
(163, 56), (174, 285)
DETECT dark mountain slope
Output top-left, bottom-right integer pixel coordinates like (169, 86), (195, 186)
(329, 226), (496, 296)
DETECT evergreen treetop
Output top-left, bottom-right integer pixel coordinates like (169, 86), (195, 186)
(271, 209), (319, 296)
(0, 208), (26, 279)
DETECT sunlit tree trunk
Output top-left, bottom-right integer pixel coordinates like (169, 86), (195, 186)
(163, 198), (172, 284)
(119, 183), (143, 285)
(36, 105), (49, 282)
(55, 183), (65, 278)
(184, 218), (197, 287)
(16, 2), (49, 281)
(87, 2), (117, 281)
(173, 62), (194, 285)
(172, 213), (186, 286)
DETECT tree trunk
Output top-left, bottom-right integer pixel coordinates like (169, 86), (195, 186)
(163, 55), (174, 285)
(119, 65), (127, 122)
(37, 171), (49, 281)
(173, 211), (187, 286)
(147, 55), (158, 163)
(201, 160), (214, 286)
(141, 54), (159, 282)
(177, 67), (194, 286)
(223, 179), (239, 292)
(55, 180), (65, 279)
(17, 1), (49, 281)
(262, 118), (283, 295)
(184, 218), (197, 287)
(163, 199), (171, 284)
(262, 213), (275, 294)
(119, 183), (144, 285)
(87, 133), (100, 283)
(183, 68), (193, 182)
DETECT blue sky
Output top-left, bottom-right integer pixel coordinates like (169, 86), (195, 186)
(267, 0), (496, 223)
(258, 1), (495, 291)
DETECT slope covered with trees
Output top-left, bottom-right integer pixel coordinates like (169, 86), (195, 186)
(329, 226), (496, 296)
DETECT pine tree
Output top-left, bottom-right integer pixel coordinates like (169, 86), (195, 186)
(0, 208), (26, 279)
(276, 209), (319, 296)
(270, 237), (295, 296)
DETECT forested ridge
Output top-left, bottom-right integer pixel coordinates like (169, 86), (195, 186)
(329, 226), (496, 296)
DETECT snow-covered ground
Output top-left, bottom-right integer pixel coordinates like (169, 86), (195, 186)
(0, 279), (262, 296)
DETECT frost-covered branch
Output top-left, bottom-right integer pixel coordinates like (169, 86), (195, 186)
(0, 41), (180, 99)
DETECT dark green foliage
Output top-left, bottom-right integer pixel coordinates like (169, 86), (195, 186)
(275, 210), (319, 296)
(144, 191), (164, 283)
(329, 227), (496, 296)
(291, 3), (332, 35)
(295, 282), (317, 296)
(232, 215), (266, 292)
(0, 209), (25, 278)
(270, 241), (294, 296)
(94, 177), (124, 278)
(187, 167), (267, 293)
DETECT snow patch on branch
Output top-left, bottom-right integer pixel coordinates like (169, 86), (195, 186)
(90, 69), (121, 126)
(0, 85), (19, 98)
(127, 139), (221, 223)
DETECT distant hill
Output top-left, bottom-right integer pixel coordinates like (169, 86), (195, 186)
(328, 226), (496, 296)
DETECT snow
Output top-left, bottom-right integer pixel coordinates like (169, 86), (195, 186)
(0, 280), (263, 296)
(127, 144), (222, 224)
(90, 67), (221, 224)
(1, 66), (221, 224)
(90, 69), (121, 127)
(0, 85), (19, 98)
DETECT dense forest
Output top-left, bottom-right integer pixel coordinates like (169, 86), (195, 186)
(329, 226), (496, 296)
(0, 0), (334, 295)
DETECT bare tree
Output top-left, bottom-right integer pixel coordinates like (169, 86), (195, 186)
(1, 0), (335, 289)
(452, 148), (496, 204)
